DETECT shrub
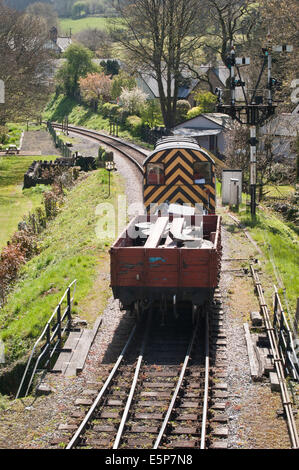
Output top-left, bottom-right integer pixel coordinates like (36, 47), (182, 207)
(126, 115), (143, 137)
(0, 244), (26, 301)
(186, 106), (203, 119)
(102, 102), (119, 118)
(176, 100), (191, 122)
(192, 90), (217, 112)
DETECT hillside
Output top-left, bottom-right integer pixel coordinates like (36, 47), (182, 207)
(0, 168), (124, 367)
(0, 155), (55, 250)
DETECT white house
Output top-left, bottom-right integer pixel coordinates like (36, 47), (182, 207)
(259, 112), (299, 161)
(45, 27), (72, 56)
(172, 113), (232, 158)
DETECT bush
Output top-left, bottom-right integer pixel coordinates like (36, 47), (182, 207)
(97, 147), (113, 168)
(126, 115), (143, 137)
(0, 245), (26, 300)
(176, 100), (191, 123)
(192, 90), (217, 112)
(101, 102), (120, 118)
(186, 106), (203, 120)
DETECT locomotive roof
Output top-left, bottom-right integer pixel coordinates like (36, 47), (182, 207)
(156, 136), (199, 148)
(145, 136), (215, 164)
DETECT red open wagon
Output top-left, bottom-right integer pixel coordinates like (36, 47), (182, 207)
(110, 213), (221, 315)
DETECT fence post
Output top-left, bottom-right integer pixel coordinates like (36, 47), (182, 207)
(57, 304), (61, 349)
(295, 298), (299, 334)
(46, 324), (51, 371)
(273, 291), (278, 328)
(67, 287), (72, 327)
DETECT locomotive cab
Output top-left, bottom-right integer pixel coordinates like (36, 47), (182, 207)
(143, 137), (216, 215)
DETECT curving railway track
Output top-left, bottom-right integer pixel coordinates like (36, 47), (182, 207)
(65, 305), (212, 450)
(51, 122), (147, 174)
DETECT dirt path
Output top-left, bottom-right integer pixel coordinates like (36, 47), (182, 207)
(21, 129), (61, 156)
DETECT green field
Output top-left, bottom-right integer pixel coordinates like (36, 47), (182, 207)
(59, 16), (111, 35)
(240, 209), (299, 318)
(0, 156), (56, 250)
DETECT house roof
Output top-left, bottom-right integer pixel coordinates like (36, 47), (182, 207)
(172, 128), (222, 137)
(173, 113), (232, 130)
(137, 72), (199, 99)
(260, 114), (299, 137)
(56, 37), (72, 53)
(292, 104), (299, 114)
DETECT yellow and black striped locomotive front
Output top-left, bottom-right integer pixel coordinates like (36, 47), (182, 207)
(143, 137), (216, 213)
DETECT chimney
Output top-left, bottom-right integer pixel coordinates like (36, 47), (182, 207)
(49, 26), (58, 44)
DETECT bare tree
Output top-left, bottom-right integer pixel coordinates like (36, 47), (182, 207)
(199, 0), (260, 66)
(0, 2), (53, 124)
(110, 0), (204, 129)
(74, 28), (113, 56)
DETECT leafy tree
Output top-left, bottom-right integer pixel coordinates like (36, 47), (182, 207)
(111, 71), (136, 101)
(119, 87), (147, 115)
(192, 91), (217, 113)
(186, 106), (203, 120)
(56, 43), (99, 97)
(175, 100), (191, 123)
(141, 99), (163, 128)
(79, 72), (112, 109)
(72, 1), (89, 18)
(100, 60), (120, 77)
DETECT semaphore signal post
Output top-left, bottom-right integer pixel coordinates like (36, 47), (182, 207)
(216, 42), (293, 217)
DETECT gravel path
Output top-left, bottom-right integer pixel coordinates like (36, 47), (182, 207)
(21, 129), (61, 156)
(219, 212), (292, 449)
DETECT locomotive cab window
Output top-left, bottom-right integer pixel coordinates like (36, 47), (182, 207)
(193, 162), (211, 184)
(146, 163), (165, 185)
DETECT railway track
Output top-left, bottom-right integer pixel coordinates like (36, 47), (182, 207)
(65, 305), (213, 450)
(51, 122), (147, 174)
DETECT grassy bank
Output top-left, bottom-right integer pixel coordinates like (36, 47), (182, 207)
(0, 168), (124, 365)
(240, 208), (298, 319)
(43, 94), (153, 150)
(0, 155), (56, 250)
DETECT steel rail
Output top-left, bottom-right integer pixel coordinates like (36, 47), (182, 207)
(153, 318), (200, 449)
(113, 313), (152, 449)
(200, 312), (210, 449)
(66, 324), (137, 449)
(251, 265), (299, 449)
(51, 123), (145, 174)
